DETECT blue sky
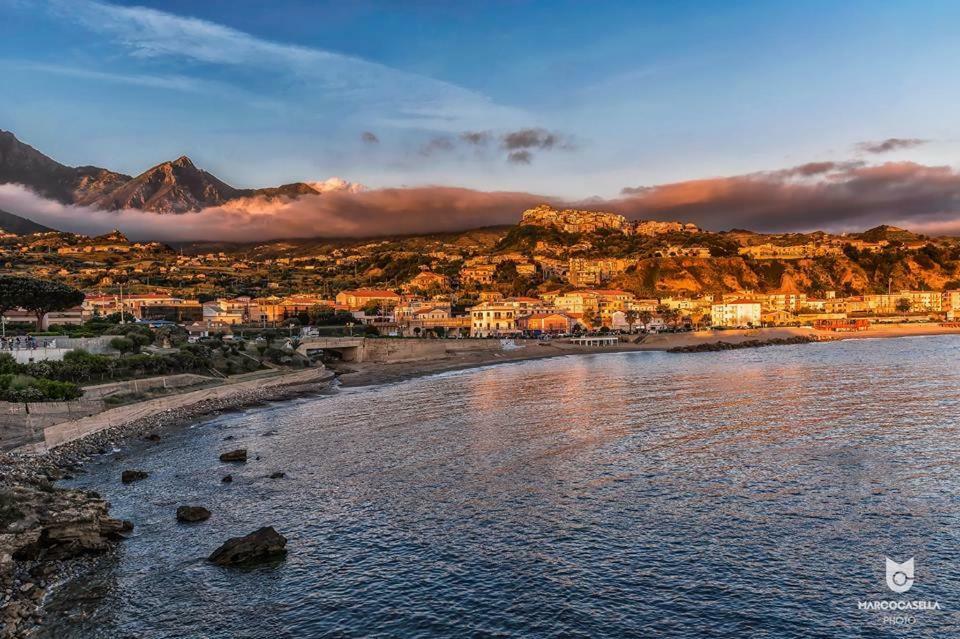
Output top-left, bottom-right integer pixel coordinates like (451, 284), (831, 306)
(1, 0), (958, 199)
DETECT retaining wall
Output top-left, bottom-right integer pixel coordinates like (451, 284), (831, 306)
(0, 399), (106, 451)
(82, 374), (213, 399)
(25, 367), (331, 453)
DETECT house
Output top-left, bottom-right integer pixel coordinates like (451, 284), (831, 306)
(470, 302), (522, 337)
(711, 300), (761, 328)
(335, 289), (400, 311)
(517, 311), (577, 334)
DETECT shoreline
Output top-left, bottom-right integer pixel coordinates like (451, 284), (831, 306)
(4, 323), (960, 635)
(335, 323), (960, 388)
(0, 366), (336, 638)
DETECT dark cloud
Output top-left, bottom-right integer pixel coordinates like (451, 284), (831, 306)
(460, 131), (491, 145)
(501, 128), (565, 151)
(419, 136), (455, 156)
(614, 161), (960, 232)
(507, 150), (532, 165)
(361, 131), (379, 144)
(856, 138), (928, 154)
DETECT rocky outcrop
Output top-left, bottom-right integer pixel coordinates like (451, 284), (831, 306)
(668, 336), (817, 353)
(175, 506), (210, 523)
(219, 449), (247, 463)
(208, 527), (287, 566)
(0, 456), (133, 636)
(120, 470), (148, 484)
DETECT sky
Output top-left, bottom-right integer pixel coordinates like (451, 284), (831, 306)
(2, 0), (960, 239)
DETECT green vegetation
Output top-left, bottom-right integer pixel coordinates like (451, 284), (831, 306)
(0, 275), (85, 325)
(0, 372), (82, 402)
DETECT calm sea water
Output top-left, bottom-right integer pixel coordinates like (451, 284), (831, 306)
(44, 336), (960, 638)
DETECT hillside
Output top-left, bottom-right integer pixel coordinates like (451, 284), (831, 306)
(0, 209), (52, 235)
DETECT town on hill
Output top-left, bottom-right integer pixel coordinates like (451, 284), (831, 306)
(1, 202), (959, 337)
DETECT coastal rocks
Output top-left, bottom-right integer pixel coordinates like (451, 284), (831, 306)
(219, 449), (248, 463)
(144, 433), (161, 442)
(668, 336), (815, 353)
(121, 469), (149, 484)
(268, 472), (285, 479)
(208, 526), (287, 566)
(176, 506), (211, 523)
(221, 475), (233, 483)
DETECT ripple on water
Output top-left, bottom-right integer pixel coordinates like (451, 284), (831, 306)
(41, 336), (960, 638)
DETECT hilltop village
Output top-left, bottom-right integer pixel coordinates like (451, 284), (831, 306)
(3, 205), (960, 337)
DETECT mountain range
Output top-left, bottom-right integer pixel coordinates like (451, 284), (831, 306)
(0, 130), (360, 215)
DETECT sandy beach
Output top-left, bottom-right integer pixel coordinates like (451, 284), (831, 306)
(335, 323), (960, 387)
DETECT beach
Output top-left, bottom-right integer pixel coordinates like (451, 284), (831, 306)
(334, 323), (960, 387)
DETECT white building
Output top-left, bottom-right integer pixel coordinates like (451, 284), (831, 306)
(711, 299), (762, 328)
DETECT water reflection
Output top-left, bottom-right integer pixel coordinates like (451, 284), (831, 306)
(42, 336), (960, 638)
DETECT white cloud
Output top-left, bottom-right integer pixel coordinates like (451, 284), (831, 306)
(42, 0), (526, 131)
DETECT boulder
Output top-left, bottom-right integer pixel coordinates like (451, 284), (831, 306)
(121, 470), (148, 484)
(221, 475), (233, 483)
(176, 506), (211, 523)
(269, 472), (285, 479)
(208, 526), (287, 566)
(144, 433), (161, 442)
(219, 449), (247, 463)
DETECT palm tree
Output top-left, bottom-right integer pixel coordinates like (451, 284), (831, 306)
(639, 310), (653, 331)
(624, 309), (638, 333)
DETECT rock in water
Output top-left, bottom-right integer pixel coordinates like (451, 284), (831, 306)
(269, 471), (285, 479)
(121, 470), (148, 484)
(219, 449), (248, 463)
(176, 506), (211, 523)
(221, 475), (233, 483)
(208, 527), (287, 566)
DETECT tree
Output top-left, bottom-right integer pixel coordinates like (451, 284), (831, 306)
(639, 310), (653, 330)
(624, 309), (638, 333)
(0, 277), (84, 329)
(895, 297), (912, 313)
(110, 336), (134, 357)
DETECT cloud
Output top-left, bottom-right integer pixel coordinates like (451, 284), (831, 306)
(0, 183), (546, 242)
(39, 0), (525, 131)
(507, 151), (532, 165)
(361, 131), (379, 144)
(6, 158), (960, 242)
(856, 138), (929, 154)
(419, 136), (455, 156)
(501, 128), (567, 151)
(460, 131), (491, 145)
(1, 61), (205, 92)
(615, 161), (960, 232)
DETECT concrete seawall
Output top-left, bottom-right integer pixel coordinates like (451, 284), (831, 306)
(0, 400), (106, 451)
(82, 374), (214, 400)
(18, 367), (332, 454)
(299, 336), (510, 363)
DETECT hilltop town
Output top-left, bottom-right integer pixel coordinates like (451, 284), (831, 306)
(2, 204), (960, 336)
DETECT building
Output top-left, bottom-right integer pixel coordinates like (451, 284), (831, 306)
(470, 302), (522, 337)
(459, 264), (497, 285)
(335, 289), (400, 311)
(517, 312), (577, 334)
(711, 300), (761, 328)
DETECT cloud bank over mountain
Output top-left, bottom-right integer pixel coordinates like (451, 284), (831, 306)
(3, 158), (960, 242)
